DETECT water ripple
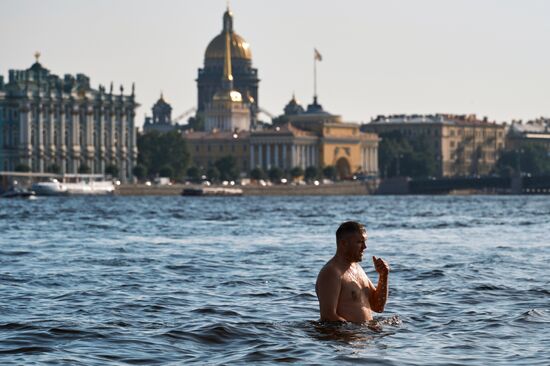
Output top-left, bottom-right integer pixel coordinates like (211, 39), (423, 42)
(0, 195), (549, 365)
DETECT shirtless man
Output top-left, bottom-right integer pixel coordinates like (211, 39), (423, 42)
(315, 221), (390, 323)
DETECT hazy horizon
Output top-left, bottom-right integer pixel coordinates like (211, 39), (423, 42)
(2, 0), (549, 126)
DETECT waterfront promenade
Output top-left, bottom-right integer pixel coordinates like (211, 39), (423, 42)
(115, 181), (377, 196)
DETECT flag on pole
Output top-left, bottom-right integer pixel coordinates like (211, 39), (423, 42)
(314, 48), (322, 61)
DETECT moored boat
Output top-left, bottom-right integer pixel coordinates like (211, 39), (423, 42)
(0, 186), (36, 198)
(32, 174), (114, 196)
(31, 179), (68, 196)
(182, 187), (243, 196)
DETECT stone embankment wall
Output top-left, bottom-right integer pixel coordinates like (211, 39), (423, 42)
(115, 182), (377, 196)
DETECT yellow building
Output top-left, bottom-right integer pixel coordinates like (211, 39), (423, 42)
(362, 114), (505, 177)
(251, 96), (378, 178)
(184, 97), (379, 179)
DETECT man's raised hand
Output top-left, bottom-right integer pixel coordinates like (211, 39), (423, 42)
(372, 256), (390, 276)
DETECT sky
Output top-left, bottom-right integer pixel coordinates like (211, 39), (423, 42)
(2, 0), (549, 127)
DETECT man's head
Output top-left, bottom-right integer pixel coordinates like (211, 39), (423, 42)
(336, 221), (367, 263)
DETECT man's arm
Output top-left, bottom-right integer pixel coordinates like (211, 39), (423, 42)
(367, 256), (390, 313)
(316, 268), (347, 322)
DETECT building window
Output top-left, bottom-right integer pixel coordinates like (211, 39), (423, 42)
(195, 145), (199, 152)
(219, 145), (223, 152)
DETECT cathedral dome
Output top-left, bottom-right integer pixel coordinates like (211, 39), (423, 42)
(204, 9), (252, 61)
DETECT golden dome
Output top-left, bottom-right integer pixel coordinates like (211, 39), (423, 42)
(205, 32), (251, 60)
(205, 9), (252, 61)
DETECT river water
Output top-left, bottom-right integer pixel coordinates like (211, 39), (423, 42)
(1, 195), (549, 365)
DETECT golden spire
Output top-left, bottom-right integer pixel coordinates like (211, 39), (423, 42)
(223, 28), (233, 83)
(34, 51), (41, 63)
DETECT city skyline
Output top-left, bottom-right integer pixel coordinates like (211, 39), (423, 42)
(2, 0), (549, 126)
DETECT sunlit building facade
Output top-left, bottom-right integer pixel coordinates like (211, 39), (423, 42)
(362, 114), (506, 177)
(0, 56), (138, 182)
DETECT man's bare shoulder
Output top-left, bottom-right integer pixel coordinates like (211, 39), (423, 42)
(317, 258), (344, 281)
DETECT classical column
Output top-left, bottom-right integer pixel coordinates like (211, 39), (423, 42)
(258, 143), (263, 170)
(314, 144), (318, 167)
(84, 105), (95, 173)
(37, 104), (45, 172)
(46, 104), (55, 170)
(282, 144), (287, 170)
(119, 107), (128, 183)
(291, 144), (296, 168)
(59, 105), (67, 174)
(374, 146), (379, 174)
(274, 144), (279, 168)
(249, 143), (255, 169)
(97, 107), (105, 176)
(19, 102), (33, 169)
(266, 143), (271, 170)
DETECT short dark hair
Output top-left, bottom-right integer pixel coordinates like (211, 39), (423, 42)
(336, 221), (365, 243)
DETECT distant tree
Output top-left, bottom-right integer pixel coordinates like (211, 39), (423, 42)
(378, 131), (437, 178)
(322, 165), (337, 180)
(14, 164), (31, 172)
(159, 165), (174, 178)
(105, 164), (119, 178)
(46, 164), (61, 174)
(305, 166), (319, 181)
(400, 135), (437, 178)
(186, 166), (201, 182)
(290, 166), (304, 180)
(268, 167), (283, 182)
(132, 164), (147, 180)
(78, 164), (91, 174)
(250, 167), (266, 181)
(495, 145), (550, 177)
(215, 156), (240, 181)
(206, 166), (220, 182)
(137, 130), (190, 181)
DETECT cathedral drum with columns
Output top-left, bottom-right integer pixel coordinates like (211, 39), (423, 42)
(0, 56), (138, 182)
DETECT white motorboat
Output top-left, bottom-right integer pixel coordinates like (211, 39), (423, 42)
(31, 178), (68, 196)
(32, 174), (115, 196)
